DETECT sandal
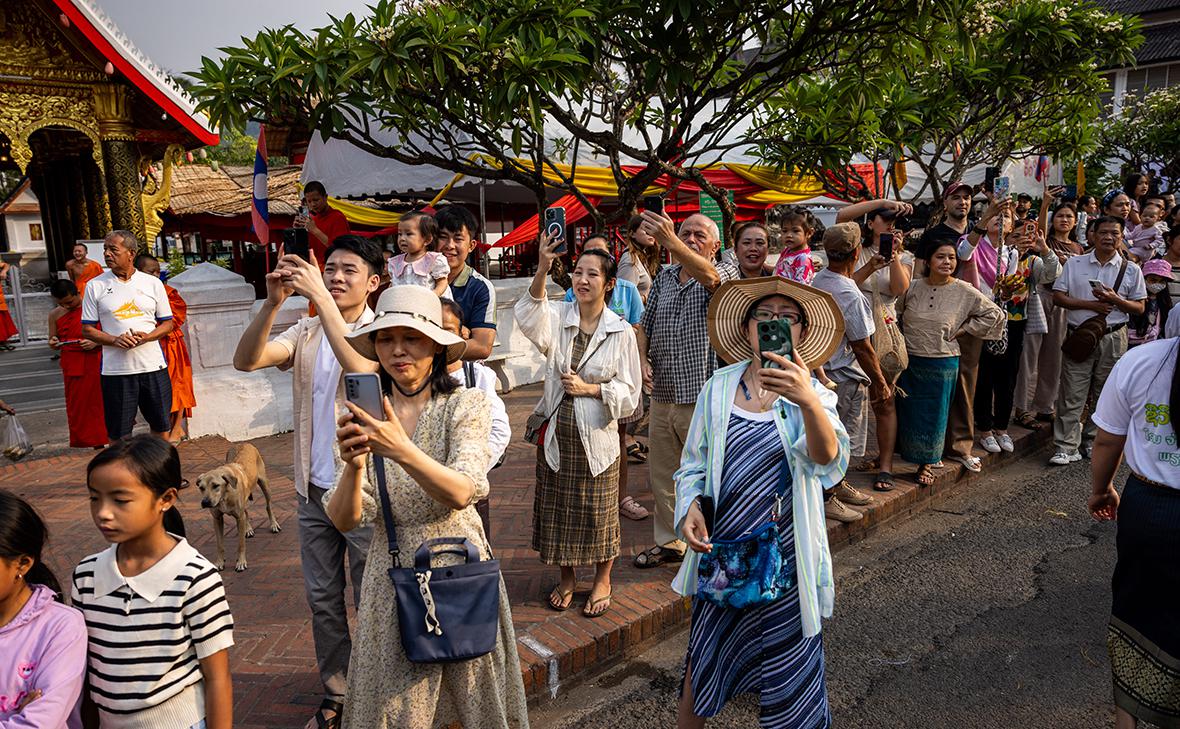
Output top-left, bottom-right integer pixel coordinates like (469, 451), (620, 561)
(915, 464), (936, 487)
(633, 545), (685, 569)
(1015, 411), (1044, 430)
(852, 458), (879, 472)
(619, 496), (650, 521)
(583, 591), (612, 618)
(873, 471), (895, 492)
(548, 586), (575, 612)
(626, 442), (647, 463)
(312, 698), (344, 729)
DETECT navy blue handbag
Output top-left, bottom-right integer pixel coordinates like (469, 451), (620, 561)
(374, 455), (501, 663)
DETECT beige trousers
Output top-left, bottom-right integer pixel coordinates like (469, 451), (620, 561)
(944, 334), (983, 459)
(648, 400), (695, 551)
(1052, 328), (1126, 454)
(1032, 291), (1069, 415)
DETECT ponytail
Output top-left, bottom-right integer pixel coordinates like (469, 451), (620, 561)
(25, 562), (62, 597)
(164, 507), (187, 539)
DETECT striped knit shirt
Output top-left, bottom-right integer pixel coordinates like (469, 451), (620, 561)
(70, 537), (234, 729)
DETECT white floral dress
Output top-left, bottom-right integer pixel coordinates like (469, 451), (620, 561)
(325, 387), (530, 728)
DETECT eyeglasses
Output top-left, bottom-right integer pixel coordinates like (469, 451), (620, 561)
(751, 309), (804, 324)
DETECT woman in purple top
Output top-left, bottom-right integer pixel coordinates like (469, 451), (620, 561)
(0, 491), (87, 729)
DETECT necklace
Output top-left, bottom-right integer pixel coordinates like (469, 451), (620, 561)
(393, 377), (432, 398)
(739, 373), (775, 410)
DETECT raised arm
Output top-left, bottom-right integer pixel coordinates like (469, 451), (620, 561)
(640, 211), (721, 291)
(835, 199), (913, 223)
(233, 268), (296, 371)
(277, 251), (379, 374)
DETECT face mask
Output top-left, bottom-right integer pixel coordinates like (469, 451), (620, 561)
(1147, 282), (1168, 294)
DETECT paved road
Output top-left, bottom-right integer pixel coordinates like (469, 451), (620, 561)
(530, 455), (1124, 728)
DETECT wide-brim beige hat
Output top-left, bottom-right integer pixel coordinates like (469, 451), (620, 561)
(346, 285), (467, 364)
(708, 276), (845, 368)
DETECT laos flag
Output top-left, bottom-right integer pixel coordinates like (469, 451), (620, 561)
(252, 125), (269, 245)
(1034, 154), (1050, 183)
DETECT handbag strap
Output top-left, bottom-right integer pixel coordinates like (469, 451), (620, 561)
(1113, 259), (1128, 295)
(373, 455), (402, 568)
(770, 402), (792, 520)
(536, 330), (613, 423)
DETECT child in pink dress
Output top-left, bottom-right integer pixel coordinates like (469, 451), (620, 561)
(771, 206), (834, 388)
(388, 211), (450, 296)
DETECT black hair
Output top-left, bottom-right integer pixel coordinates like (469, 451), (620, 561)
(1123, 172), (1148, 201)
(325, 235), (384, 277)
(86, 436), (187, 538)
(732, 221), (770, 245)
(73, 242), (88, 251)
(575, 248), (618, 302)
(134, 253), (158, 270)
(1078, 194), (1098, 210)
(742, 294), (809, 329)
(304, 180), (328, 197)
(919, 239), (960, 271)
(1092, 215), (1127, 233)
(401, 211), (438, 249)
(49, 279), (78, 299)
(373, 339), (460, 399)
(439, 298), (465, 326)
(582, 233), (611, 251)
(1017, 193), (1033, 202)
(0, 490), (62, 599)
(435, 204), (480, 238)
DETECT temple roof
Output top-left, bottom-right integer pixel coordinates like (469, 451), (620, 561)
(52, 0), (218, 146)
(167, 164), (303, 217)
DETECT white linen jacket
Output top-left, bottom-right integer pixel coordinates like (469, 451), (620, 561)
(670, 361), (849, 638)
(514, 292), (642, 477)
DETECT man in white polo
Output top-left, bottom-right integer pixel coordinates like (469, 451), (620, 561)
(81, 230), (174, 441)
(1049, 216), (1146, 465)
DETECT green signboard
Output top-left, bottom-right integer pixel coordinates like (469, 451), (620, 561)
(698, 189), (734, 246)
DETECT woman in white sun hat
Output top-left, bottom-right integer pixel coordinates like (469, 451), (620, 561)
(672, 275), (849, 728)
(323, 285), (529, 729)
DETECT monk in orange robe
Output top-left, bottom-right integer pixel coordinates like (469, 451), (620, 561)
(48, 279), (108, 447)
(0, 261), (18, 350)
(66, 242), (104, 298)
(135, 255), (196, 443)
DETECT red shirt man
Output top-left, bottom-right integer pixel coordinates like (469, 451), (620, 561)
(297, 181), (350, 268)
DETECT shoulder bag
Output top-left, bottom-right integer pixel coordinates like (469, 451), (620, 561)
(695, 432), (794, 610)
(522, 333), (610, 445)
(1061, 260), (1127, 363)
(374, 455), (501, 663)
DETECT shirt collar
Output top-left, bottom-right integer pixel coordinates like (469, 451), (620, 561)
(453, 264), (474, 287)
(392, 253), (436, 277)
(92, 536), (198, 602)
(1087, 250), (1121, 267)
(561, 300), (627, 333)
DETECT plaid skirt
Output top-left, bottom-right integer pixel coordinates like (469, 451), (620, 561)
(533, 397), (621, 566)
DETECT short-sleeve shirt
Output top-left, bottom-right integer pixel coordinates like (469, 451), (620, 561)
(389, 251), (450, 288)
(449, 264), (497, 330)
(1052, 252), (1147, 328)
(811, 268), (874, 382)
(617, 249), (654, 300)
(564, 278), (644, 324)
(311, 208), (351, 264)
(641, 262), (741, 404)
(1092, 338), (1180, 487)
(917, 221), (968, 257)
(81, 270), (172, 375)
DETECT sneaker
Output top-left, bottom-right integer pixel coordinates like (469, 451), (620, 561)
(1049, 451), (1081, 466)
(835, 480), (872, 506)
(997, 433), (1014, 452)
(825, 497), (864, 523)
(980, 435), (1001, 453)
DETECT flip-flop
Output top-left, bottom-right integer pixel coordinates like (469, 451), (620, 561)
(633, 545), (684, 569)
(915, 464), (936, 487)
(547, 586), (574, 612)
(626, 442), (647, 463)
(583, 591), (612, 618)
(873, 471), (895, 492)
(619, 496), (650, 521)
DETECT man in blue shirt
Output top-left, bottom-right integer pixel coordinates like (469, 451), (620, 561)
(436, 204), (498, 360)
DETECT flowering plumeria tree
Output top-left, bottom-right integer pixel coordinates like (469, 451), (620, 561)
(193, 0), (962, 229)
(757, 0), (1141, 201)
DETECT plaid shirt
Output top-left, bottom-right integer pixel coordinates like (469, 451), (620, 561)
(641, 262), (740, 404)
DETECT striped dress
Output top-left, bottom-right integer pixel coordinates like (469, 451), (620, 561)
(685, 405), (830, 728)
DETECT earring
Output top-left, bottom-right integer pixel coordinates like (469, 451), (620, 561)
(15, 572), (23, 581)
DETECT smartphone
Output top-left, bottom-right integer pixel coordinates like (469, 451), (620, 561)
(985, 166), (1000, 192)
(344, 373), (385, 421)
(1088, 278), (1105, 291)
(282, 227), (309, 263)
(993, 175), (1011, 200)
(544, 206), (567, 254)
(879, 232), (894, 261)
(1063, 184), (1078, 200)
(756, 318), (794, 370)
(1024, 220), (1037, 237)
(643, 195), (665, 216)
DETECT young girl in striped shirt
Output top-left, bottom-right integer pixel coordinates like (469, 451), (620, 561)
(72, 436), (234, 729)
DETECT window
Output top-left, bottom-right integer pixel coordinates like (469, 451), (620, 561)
(28, 223), (42, 241)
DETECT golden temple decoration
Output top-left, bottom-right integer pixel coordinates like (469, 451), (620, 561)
(140, 144), (183, 243)
(0, 86), (104, 173)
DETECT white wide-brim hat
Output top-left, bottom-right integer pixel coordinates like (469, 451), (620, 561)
(707, 276), (845, 368)
(346, 285), (467, 364)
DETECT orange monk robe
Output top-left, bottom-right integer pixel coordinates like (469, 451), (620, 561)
(0, 269), (16, 342)
(161, 285), (197, 417)
(72, 260), (104, 298)
(54, 306), (108, 447)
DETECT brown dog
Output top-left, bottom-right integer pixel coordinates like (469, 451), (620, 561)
(195, 443), (280, 571)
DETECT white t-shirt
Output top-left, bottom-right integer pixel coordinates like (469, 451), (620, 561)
(80, 270), (173, 375)
(1092, 338), (1180, 488)
(309, 335), (343, 489)
(450, 362), (511, 466)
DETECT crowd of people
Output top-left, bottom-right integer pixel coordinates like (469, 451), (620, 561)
(1, 171), (1178, 729)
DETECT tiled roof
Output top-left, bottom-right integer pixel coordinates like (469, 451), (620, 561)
(1097, 0), (1180, 15)
(165, 164), (303, 217)
(1136, 20), (1180, 63)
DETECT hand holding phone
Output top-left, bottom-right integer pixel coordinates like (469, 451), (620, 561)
(993, 176), (1011, 200)
(544, 207), (567, 254)
(643, 195), (665, 217)
(344, 373), (386, 421)
(757, 318), (794, 370)
(879, 232), (895, 262)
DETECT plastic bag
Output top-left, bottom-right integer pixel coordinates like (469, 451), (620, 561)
(1, 414), (32, 461)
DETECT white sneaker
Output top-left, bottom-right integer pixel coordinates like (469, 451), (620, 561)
(980, 435), (1001, 453)
(997, 433), (1014, 452)
(1049, 451), (1081, 466)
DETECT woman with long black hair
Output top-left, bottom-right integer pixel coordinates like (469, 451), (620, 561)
(1090, 336), (1180, 728)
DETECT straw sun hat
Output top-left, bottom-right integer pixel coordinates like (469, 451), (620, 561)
(707, 276), (845, 368)
(346, 285), (467, 364)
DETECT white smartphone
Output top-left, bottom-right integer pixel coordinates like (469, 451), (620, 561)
(1088, 278), (1105, 290)
(344, 373), (385, 421)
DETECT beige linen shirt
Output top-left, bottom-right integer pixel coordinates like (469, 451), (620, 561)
(896, 278), (1005, 358)
(271, 309), (376, 499)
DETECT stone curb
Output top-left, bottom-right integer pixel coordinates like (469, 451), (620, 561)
(516, 423), (1055, 702)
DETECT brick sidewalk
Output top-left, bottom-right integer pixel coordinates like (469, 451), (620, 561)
(0, 383), (1050, 726)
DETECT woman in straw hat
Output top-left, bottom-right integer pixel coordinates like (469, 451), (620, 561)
(896, 240), (1004, 487)
(516, 234), (642, 618)
(671, 275), (850, 728)
(324, 285), (529, 729)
